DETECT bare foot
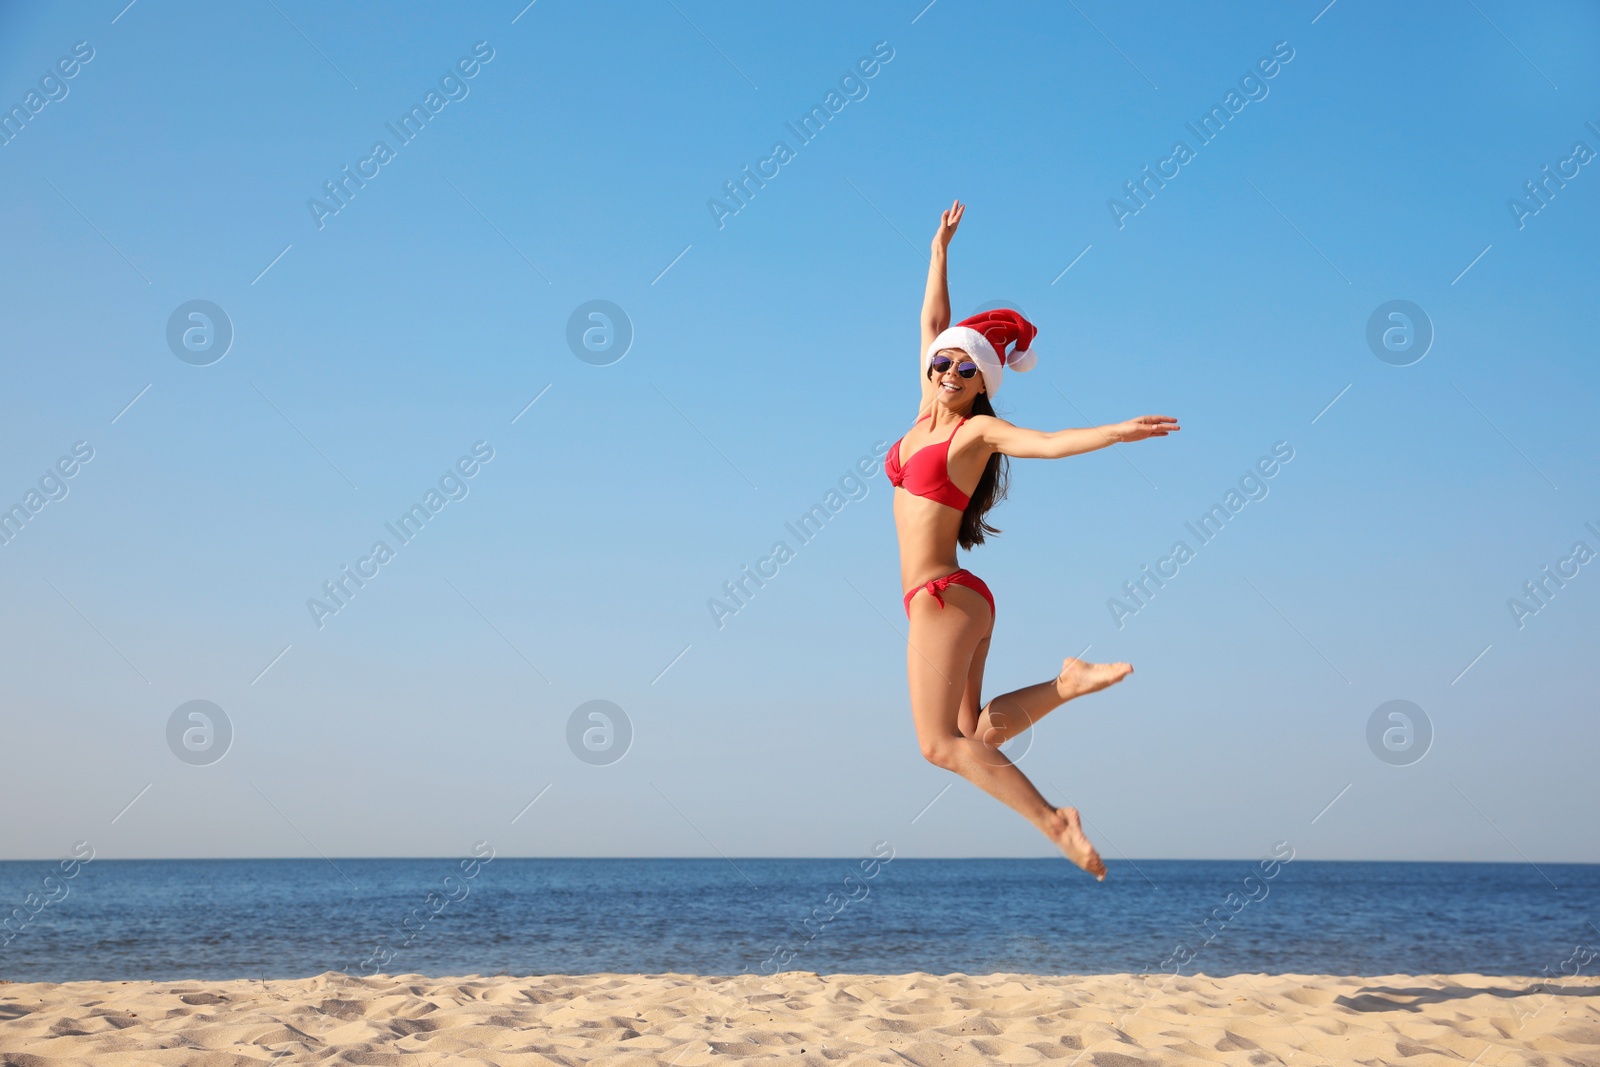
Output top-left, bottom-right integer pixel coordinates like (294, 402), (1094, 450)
(1054, 658), (1133, 702)
(1052, 806), (1106, 881)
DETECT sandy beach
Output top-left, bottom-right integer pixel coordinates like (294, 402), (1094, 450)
(2, 970), (1596, 1065)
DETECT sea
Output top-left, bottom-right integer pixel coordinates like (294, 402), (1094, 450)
(1, 858), (1595, 983)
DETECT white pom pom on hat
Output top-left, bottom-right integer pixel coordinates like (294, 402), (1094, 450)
(925, 308), (1039, 396)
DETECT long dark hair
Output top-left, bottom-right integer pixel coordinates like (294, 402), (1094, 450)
(960, 390), (1008, 550)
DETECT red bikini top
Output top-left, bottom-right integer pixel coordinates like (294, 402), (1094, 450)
(885, 413), (971, 511)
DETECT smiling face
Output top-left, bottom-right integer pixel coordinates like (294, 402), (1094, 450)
(927, 348), (985, 410)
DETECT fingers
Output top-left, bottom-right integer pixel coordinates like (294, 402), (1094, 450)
(1127, 415), (1179, 439)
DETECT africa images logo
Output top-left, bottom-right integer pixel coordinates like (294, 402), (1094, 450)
(306, 42), (495, 230)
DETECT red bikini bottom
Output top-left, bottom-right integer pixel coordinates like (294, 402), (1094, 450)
(903, 568), (995, 619)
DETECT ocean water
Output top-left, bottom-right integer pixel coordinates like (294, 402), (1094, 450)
(0, 857), (1594, 983)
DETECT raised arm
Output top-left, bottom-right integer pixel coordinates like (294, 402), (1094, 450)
(976, 414), (1180, 459)
(919, 200), (964, 386)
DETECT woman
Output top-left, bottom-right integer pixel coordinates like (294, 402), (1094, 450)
(888, 199), (1178, 880)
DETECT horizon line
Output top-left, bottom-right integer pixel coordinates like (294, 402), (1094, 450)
(2, 855), (1596, 865)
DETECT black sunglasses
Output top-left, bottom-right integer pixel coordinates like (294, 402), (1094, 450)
(929, 355), (979, 379)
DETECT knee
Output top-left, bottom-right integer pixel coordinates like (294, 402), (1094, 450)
(918, 735), (961, 771)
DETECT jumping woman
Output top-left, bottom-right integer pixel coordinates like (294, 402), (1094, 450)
(889, 199), (1178, 880)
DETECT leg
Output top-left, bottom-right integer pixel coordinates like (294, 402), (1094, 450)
(971, 657), (1135, 748)
(955, 633), (991, 740)
(907, 585), (1107, 879)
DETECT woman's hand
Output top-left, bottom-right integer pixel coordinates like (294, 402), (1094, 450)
(1111, 415), (1180, 442)
(931, 199), (964, 254)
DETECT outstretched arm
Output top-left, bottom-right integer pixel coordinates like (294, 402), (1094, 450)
(976, 415), (1179, 460)
(920, 199), (964, 361)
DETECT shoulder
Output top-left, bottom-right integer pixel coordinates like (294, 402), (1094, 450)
(964, 414), (1046, 456)
(964, 413), (1014, 443)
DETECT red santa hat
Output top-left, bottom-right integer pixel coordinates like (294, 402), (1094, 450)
(925, 309), (1039, 396)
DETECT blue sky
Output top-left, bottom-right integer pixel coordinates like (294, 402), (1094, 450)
(1, 0), (1596, 864)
